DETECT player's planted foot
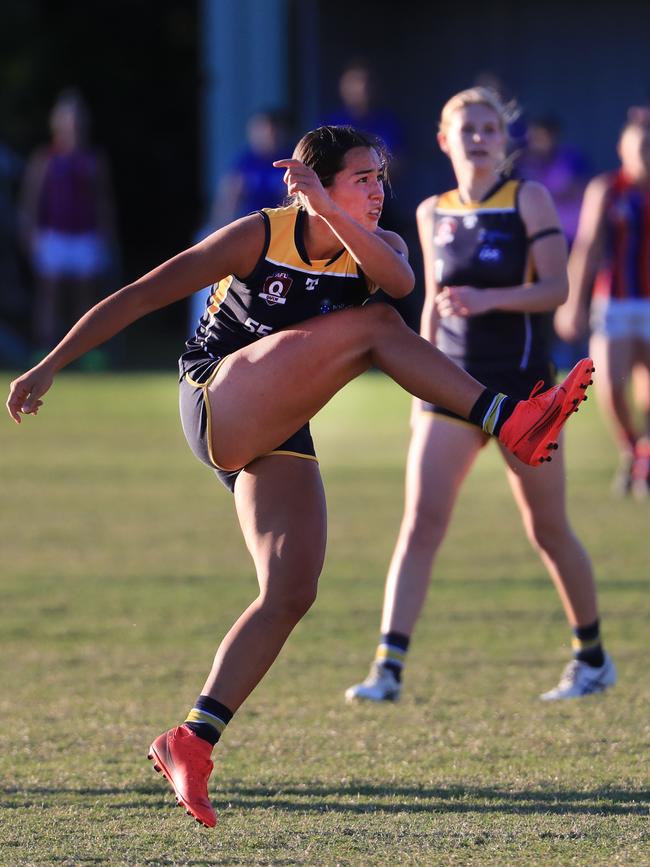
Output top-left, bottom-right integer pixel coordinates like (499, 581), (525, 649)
(539, 653), (617, 701)
(631, 437), (650, 500)
(345, 662), (402, 703)
(611, 451), (635, 497)
(498, 358), (595, 466)
(148, 724), (217, 827)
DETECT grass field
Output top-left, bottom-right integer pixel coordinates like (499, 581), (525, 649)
(1, 371), (649, 866)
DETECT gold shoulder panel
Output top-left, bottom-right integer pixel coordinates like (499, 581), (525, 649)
(436, 180), (519, 214)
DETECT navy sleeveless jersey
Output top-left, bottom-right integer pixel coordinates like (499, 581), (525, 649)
(180, 205), (375, 382)
(433, 178), (548, 371)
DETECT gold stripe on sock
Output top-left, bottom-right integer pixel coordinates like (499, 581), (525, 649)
(571, 636), (601, 652)
(375, 646), (405, 664)
(185, 708), (227, 734)
(483, 393), (507, 435)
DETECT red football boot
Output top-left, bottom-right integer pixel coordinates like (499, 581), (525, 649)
(148, 724), (216, 828)
(498, 358), (594, 466)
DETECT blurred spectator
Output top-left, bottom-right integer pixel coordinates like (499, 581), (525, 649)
(0, 137), (30, 366)
(518, 115), (592, 370)
(555, 111), (650, 497)
(322, 61), (419, 326)
(19, 89), (118, 360)
(209, 109), (291, 230)
(322, 60), (405, 158)
(189, 109), (291, 330)
(518, 115), (590, 247)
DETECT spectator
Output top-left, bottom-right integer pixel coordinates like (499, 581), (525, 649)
(19, 89), (118, 358)
(190, 109), (291, 330)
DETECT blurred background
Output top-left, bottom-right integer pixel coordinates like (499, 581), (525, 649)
(1, 0), (649, 368)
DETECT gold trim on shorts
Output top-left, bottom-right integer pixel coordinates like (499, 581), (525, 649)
(183, 359), (319, 471)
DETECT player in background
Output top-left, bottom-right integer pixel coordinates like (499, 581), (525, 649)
(346, 89), (615, 707)
(7, 124), (594, 828)
(555, 110), (650, 498)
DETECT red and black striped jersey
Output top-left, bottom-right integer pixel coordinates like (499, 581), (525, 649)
(593, 171), (650, 301)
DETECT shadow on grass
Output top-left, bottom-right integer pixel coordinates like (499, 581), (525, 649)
(2, 783), (648, 816)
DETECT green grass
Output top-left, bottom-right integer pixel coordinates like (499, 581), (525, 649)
(1, 371), (648, 866)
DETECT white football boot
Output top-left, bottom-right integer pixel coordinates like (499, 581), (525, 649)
(540, 653), (617, 701)
(345, 662), (402, 703)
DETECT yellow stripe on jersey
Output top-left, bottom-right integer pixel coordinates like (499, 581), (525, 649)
(262, 206), (360, 277)
(207, 275), (234, 316)
(436, 179), (519, 215)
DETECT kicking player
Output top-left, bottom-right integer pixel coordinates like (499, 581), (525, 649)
(7, 124), (593, 828)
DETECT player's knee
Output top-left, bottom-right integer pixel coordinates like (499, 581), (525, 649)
(365, 301), (404, 335)
(525, 515), (566, 555)
(262, 577), (319, 623)
(402, 506), (448, 552)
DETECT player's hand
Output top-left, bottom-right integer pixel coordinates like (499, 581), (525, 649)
(554, 304), (588, 342)
(273, 159), (335, 218)
(6, 365), (53, 424)
(436, 285), (489, 318)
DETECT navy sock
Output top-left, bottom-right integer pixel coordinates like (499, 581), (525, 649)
(184, 695), (234, 746)
(375, 631), (410, 682)
(468, 388), (516, 437)
(572, 619), (605, 668)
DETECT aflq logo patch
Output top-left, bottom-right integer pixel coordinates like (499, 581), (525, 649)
(434, 216), (458, 247)
(259, 272), (293, 306)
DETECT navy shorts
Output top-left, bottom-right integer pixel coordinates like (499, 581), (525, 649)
(423, 361), (556, 421)
(178, 369), (317, 493)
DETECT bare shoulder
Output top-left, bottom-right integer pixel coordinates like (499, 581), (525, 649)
(376, 226), (409, 257)
(197, 212), (267, 276)
(582, 172), (611, 205)
(207, 212), (266, 245)
(416, 195), (438, 222)
(518, 179), (556, 211)
(517, 180), (562, 233)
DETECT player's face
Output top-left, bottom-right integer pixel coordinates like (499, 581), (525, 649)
(328, 146), (385, 228)
(619, 125), (650, 179)
(440, 104), (506, 172)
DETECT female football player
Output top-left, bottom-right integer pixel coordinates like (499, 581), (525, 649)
(7, 124), (592, 828)
(346, 90), (615, 707)
(555, 111), (650, 498)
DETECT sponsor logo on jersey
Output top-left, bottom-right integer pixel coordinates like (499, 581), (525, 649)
(434, 216), (458, 247)
(305, 277), (320, 291)
(478, 228), (512, 242)
(463, 214), (478, 229)
(477, 246), (501, 263)
(259, 272), (293, 306)
(319, 299), (348, 315)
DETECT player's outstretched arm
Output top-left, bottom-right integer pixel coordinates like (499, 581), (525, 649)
(6, 215), (265, 423)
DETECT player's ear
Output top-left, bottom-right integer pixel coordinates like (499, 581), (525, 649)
(437, 131), (449, 156)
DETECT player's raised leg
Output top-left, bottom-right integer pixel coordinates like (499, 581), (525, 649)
(206, 303), (593, 472)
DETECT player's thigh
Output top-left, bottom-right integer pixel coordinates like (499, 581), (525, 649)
(500, 436), (569, 530)
(207, 304), (399, 468)
(590, 334), (635, 398)
(233, 454), (327, 601)
(404, 412), (485, 525)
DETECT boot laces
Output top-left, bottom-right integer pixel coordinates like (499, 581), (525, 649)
(528, 379), (547, 400)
